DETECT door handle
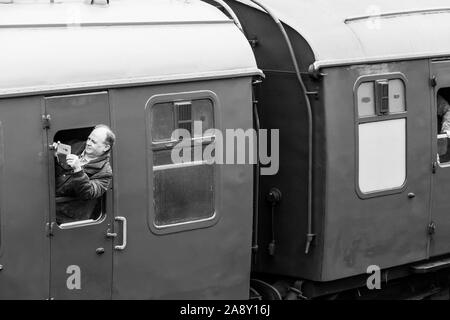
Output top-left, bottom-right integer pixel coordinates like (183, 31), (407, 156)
(114, 216), (127, 251)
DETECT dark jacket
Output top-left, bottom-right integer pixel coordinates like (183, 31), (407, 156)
(56, 141), (112, 200)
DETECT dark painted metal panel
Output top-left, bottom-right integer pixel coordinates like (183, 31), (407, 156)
(0, 96), (50, 299)
(322, 61), (431, 281)
(45, 92), (114, 299)
(228, 0), (325, 281)
(226, 0), (315, 72)
(110, 78), (253, 299)
(251, 71), (325, 281)
(430, 60), (450, 257)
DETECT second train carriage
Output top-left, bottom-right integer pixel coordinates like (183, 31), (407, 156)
(227, 0), (450, 298)
(0, 0), (261, 299)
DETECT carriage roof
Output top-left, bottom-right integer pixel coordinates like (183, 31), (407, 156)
(236, 0), (450, 69)
(0, 0), (261, 97)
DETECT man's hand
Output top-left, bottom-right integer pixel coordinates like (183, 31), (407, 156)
(51, 141), (60, 157)
(66, 154), (82, 173)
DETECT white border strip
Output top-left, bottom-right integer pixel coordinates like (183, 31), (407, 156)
(0, 68), (263, 98)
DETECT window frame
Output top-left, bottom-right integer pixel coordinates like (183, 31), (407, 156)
(145, 90), (221, 235)
(353, 73), (408, 199)
(57, 197), (108, 229)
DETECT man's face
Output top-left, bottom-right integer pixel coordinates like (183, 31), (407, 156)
(85, 128), (110, 157)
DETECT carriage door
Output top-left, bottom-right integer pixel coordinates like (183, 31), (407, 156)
(45, 92), (113, 299)
(430, 60), (450, 257)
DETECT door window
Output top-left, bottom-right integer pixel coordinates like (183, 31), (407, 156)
(53, 127), (106, 226)
(355, 75), (407, 197)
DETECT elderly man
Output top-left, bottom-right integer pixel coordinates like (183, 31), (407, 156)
(55, 124), (115, 224)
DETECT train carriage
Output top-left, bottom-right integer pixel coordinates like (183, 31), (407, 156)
(3, 0), (450, 300)
(227, 0), (450, 298)
(0, 0), (261, 299)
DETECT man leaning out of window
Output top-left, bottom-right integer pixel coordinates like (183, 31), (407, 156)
(54, 124), (115, 224)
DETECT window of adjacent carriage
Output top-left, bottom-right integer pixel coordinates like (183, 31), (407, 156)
(357, 79), (405, 117)
(151, 99), (214, 143)
(54, 127), (106, 226)
(151, 98), (215, 227)
(356, 78), (407, 195)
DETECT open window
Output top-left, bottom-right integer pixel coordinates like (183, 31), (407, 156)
(53, 127), (107, 226)
(354, 75), (407, 198)
(147, 92), (219, 234)
(436, 88), (450, 165)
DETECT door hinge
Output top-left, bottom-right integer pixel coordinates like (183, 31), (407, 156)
(430, 76), (437, 87)
(428, 221), (436, 235)
(42, 114), (51, 129)
(46, 222), (55, 237)
(432, 161), (437, 174)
